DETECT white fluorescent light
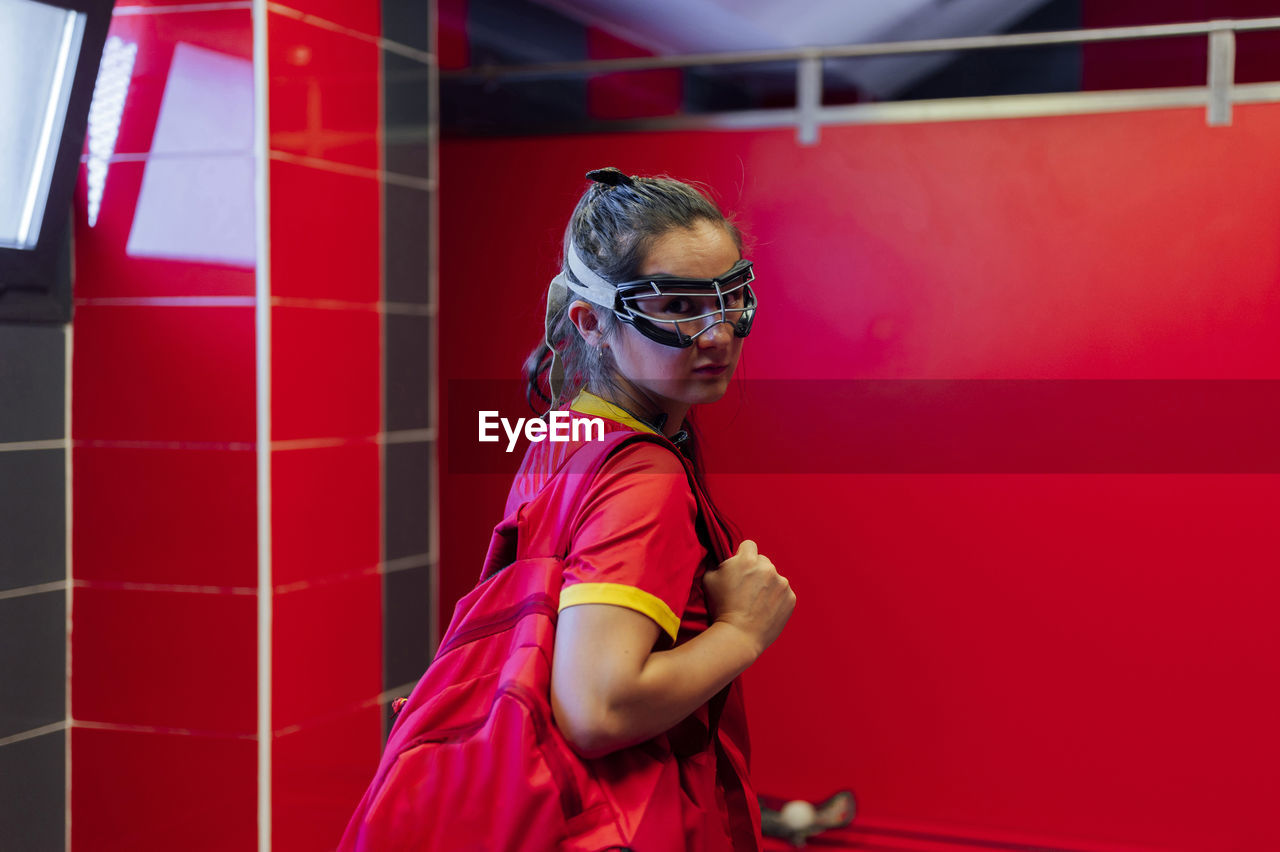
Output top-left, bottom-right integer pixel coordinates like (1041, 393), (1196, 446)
(0, 0), (86, 249)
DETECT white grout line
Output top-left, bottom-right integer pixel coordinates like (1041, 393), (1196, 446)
(377, 683), (418, 705)
(270, 435), (378, 451)
(381, 554), (432, 574)
(0, 721), (68, 750)
(253, 0), (273, 847)
(271, 691), (386, 739)
(383, 171), (437, 192)
(381, 429), (435, 444)
(0, 439), (67, 453)
(265, 2), (435, 65)
(270, 295), (379, 312)
(71, 719), (257, 740)
(74, 296), (256, 307)
(66, 435), (422, 450)
(71, 579), (258, 595)
(266, 149), (382, 182)
(72, 295), (433, 311)
(73, 439), (256, 451)
(267, 149), (436, 192)
(86, 148), (433, 190)
(63, 321), (72, 852)
(0, 581), (68, 602)
(274, 298), (432, 313)
(381, 39), (435, 66)
(273, 564), (380, 596)
(383, 301), (436, 316)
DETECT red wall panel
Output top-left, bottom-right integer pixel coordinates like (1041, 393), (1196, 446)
(72, 446), (257, 588)
(264, 10), (385, 851)
(439, 105), (1280, 850)
(272, 443), (379, 588)
(272, 705), (383, 852)
(72, 727), (257, 852)
(272, 573), (382, 731)
(274, 0), (381, 40)
(72, 4), (387, 848)
(271, 305), (380, 441)
(72, 587), (258, 734)
(269, 162), (380, 302)
(71, 9), (261, 847)
(1082, 1), (1280, 91)
(72, 304), (257, 443)
(268, 11), (380, 169)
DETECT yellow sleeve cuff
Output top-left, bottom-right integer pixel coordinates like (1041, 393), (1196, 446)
(559, 582), (681, 642)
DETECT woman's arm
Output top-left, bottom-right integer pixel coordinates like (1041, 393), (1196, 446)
(551, 539), (794, 759)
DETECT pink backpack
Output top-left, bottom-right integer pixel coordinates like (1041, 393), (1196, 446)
(338, 431), (759, 851)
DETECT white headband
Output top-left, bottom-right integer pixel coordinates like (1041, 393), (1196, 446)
(561, 240), (618, 306)
(543, 241), (618, 403)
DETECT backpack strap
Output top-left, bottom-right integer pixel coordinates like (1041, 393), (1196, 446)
(480, 430), (646, 583)
(611, 435), (745, 783)
(547, 431), (662, 559)
(606, 433), (737, 563)
(519, 428), (737, 566)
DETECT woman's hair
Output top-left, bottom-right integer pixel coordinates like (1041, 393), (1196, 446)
(523, 167), (745, 416)
(522, 167), (747, 542)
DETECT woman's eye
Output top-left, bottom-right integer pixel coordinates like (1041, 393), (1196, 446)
(664, 298), (693, 314)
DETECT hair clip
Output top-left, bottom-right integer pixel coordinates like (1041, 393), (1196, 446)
(585, 167), (634, 187)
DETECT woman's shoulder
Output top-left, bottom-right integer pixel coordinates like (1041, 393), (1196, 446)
(579, 439), (697, 526)
(506, 428), (683, 507)
(598, 434), (689, 479)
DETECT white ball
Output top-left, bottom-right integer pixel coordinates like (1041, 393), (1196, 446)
(778, 799), (817, 831)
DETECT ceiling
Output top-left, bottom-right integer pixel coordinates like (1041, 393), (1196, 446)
(532, 0), (1057, 97)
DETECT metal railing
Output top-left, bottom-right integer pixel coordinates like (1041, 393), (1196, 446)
(441, 16), (1280, 141)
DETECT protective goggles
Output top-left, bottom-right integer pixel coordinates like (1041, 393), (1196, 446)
(611, 259), (758, 348)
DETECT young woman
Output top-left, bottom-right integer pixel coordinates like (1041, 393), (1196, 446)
(517, 167), (797, 850)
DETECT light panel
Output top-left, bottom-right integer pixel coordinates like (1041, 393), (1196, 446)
(0, 0), (87, 249)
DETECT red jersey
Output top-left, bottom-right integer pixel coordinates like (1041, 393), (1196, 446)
(505, 390), (762, 851)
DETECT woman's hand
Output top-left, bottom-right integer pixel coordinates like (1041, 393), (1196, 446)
(702, 539), (795, 658)
(551, 542), (794, 759)
(552, 544), (795, 759)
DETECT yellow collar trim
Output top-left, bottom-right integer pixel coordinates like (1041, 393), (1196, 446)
(569, 390), (660, 435)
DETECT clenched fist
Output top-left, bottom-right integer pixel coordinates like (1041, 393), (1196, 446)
(702, 539), (795, 658)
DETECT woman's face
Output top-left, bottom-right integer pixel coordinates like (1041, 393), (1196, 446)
(607, 220), (745, 419)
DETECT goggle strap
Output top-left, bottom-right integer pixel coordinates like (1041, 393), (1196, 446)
(561, 241), (619, 307)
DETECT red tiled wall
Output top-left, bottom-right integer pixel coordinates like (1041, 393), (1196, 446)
(70, 6), (259, 851)
(439, 106), (1280, 851)
(71, 3), (388, 850)
(266, 4), (383, 850)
